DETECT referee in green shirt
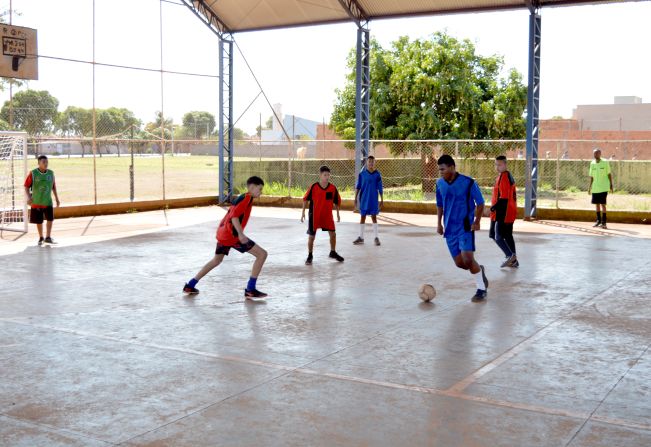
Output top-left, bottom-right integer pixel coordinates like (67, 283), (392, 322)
(588, 148), (613, 229)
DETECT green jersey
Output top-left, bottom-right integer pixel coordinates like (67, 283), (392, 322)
(30, 168), (55, 207)
(589, 160), (611, 193)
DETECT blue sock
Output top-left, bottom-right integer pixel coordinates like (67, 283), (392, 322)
(247, 277), (257, 291)
(188, 278), (198, 288)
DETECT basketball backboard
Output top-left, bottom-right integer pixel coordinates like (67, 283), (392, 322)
(0, 24), (37, 80)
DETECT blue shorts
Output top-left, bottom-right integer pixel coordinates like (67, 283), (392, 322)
(445, 231), (475, 258)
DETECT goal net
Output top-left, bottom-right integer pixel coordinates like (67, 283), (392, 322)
(0, 132), (28, 233)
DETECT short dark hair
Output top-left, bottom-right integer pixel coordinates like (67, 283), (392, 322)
(367, 155), (375, 161)
(246, 176), (264, 186)
(496, 155), (507, 161)
(437, 154), (455, 167)
(37, 155), (48, 162)
(319, 165), (330, 173)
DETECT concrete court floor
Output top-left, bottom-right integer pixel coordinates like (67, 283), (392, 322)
(0, 207), (650, 446)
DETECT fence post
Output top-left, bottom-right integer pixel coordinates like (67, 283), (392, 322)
(555, 142), (560, 209)
(455, 141), (459, 158)
(288, 140), (293, 198)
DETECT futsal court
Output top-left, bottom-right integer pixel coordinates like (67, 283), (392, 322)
(0, 206), (650, 446)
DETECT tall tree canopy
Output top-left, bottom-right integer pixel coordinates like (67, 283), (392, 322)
(182, 111), (216, 139)
(330, 33), (527, 154)
(0, 89), (59, 135)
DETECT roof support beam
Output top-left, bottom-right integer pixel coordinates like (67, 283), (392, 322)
(337, 0), (369, 27)
(525, 9), (541, 219)
(354, 25), (371, 175)
(180, 0), (231, 38)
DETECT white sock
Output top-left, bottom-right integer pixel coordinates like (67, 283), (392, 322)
(473, 270), (485, 290)
(373, 223), (378, 238)
(359, 224), (365, 238)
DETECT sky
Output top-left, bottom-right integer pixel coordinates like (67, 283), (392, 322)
(3, 0), (651, 136)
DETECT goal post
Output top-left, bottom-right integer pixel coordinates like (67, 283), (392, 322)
(0, 132), (28, 233)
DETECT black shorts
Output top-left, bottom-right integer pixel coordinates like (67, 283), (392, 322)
(306, 228), (335, 236)
(215, 239), (256, 255)
(591, 192), (608, 205)
(29, 206), (54, 224)
(489, 220), (514, 240)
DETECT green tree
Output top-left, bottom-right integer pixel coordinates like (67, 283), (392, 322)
(182, 111), (216, 139)
(58, 106), (93, 157)
(330, 33), (527, 156)
(255, 116), (273, 137)
(96, 107), (140, 156)
(0, 89), (59, 135)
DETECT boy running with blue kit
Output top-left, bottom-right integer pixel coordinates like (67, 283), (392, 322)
(435, 155), (489, 302)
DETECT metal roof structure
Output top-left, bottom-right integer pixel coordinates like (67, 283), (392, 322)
(186, 0), (626, 34)
(181, 0), (642, 216)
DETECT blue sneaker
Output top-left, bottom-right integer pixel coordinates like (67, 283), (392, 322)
(471, 289), (487, 302)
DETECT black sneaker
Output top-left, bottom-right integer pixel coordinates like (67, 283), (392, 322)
(471, 289), (488, 302)
(44, 237), (55, 244)
(601, 224), (608, 230)
(245, 289), (268, 299)
(183, 284), (199, 295)
(512, 260), (520, 268)
(329, 251), (344, 262)
(374, 237), (381, 246)
(480, 265), (489, 289)
(592, 221), (602, 227)
(37, 237), (44, 246)
(353, 237), (364, 245)
(305, 253), (313, 265)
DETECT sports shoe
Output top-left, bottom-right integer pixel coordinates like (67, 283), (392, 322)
(480, 265), (489, 289)
(512, 260), (520, 268)
(305, 253), (313, 265)
(329, 251), (344, 262)
(353, 237), (364, 245)
(592, 221), (602, 227)
(245, 289), (268, 299)
(183, 284), (199, 294)
(37, 237), (44, 246)
(44, 237), (55, 244)
(374, 237), (381, 246)
(601, 224), (608, 230)
(471, 289), (488, 302)
(501, 255), (517, 268)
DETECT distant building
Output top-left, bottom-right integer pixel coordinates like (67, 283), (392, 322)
(261, 103), (320, 144)
(572, 96), (651, 131)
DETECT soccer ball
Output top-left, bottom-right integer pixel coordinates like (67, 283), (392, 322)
(418, 284), (436, 302)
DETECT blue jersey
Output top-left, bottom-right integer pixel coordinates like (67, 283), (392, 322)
(356, 168), (383, 215)
(436, 173), (484, 236)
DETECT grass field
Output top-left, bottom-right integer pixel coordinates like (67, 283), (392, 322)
(38, 156), (651, 211)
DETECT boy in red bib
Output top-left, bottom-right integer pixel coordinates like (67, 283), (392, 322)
(183, 176), (268, 298)
(301, 165), (344, 265)
(489, 155), (519, 268)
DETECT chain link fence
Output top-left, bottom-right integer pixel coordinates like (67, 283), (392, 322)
(232, 139), (651, 212)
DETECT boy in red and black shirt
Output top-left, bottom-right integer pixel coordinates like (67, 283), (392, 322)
(183, 176), (269, 298)
(301, 165), (344, 265)
(489, 155), (519, 268)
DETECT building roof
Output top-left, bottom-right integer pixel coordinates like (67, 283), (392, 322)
(190, 0), (627, 34)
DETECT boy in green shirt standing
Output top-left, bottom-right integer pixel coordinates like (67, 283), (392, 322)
(588, 148), (613, 229)
(24, 155), (60, 245)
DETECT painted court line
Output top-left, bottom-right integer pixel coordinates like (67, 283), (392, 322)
(445, 267), (643, 395)
(3, 317), (650, 434)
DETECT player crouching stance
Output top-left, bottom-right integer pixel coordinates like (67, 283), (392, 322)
(183, 176), (268, 299)
(436, 155), (489, 302)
